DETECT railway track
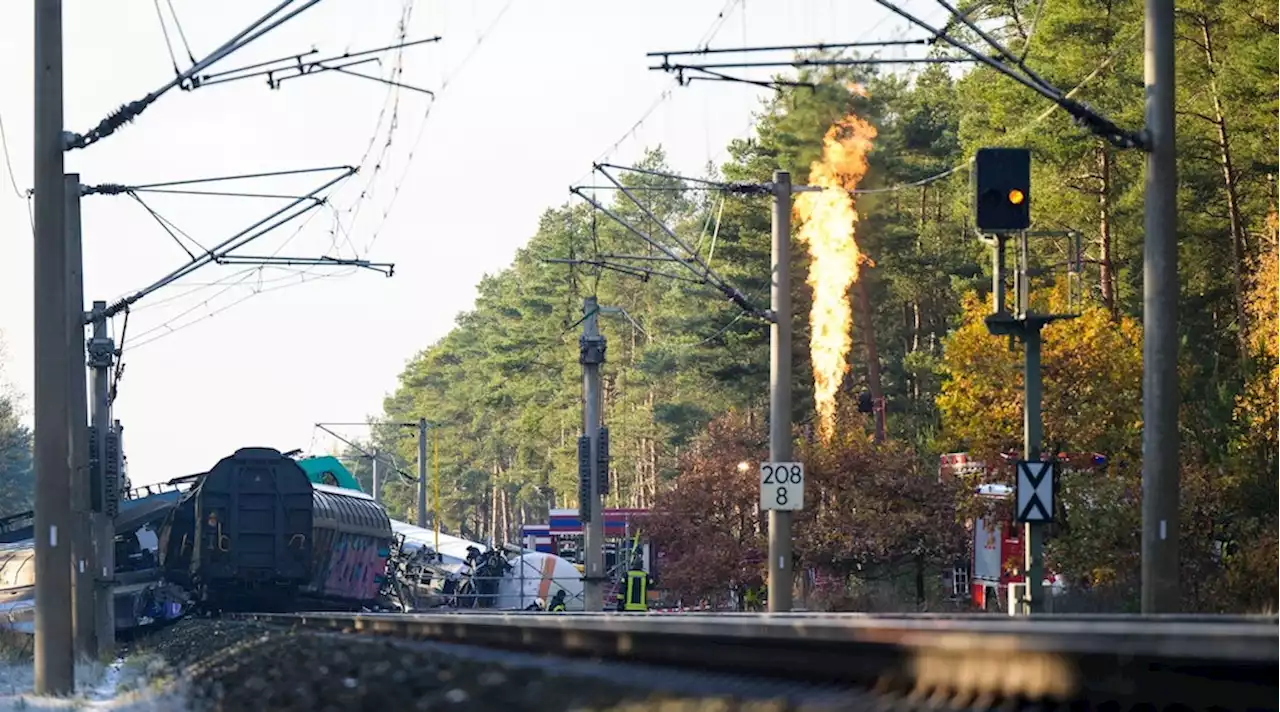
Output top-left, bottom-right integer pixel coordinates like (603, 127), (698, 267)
(230, 611), (1279, 709)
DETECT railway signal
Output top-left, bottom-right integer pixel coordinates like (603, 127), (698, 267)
(972, 147), (1031, 232)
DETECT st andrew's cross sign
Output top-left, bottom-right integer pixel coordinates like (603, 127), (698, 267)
(1015, 460), (1055, 523)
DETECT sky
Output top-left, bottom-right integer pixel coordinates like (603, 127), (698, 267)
(0, 0), (951, 487)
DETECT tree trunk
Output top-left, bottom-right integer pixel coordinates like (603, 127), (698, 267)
(853, 276), (886, 442)
(1200, 14), (1252, 350)
(647, 437), (658, 508)
(1097, 147), (1117, 316)
(915, 554), (925, 608)
(490, 467), (499, 544)
(911, 187), (925, 400)
(911, 302), (922, 401)
(501, 484), (507, 544)
(1259, 172), (1280, 247)
(1264, 174), (1274, 245)
(633, 434), (644, 508)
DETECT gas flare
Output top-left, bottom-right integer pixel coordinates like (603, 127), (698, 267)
(794, 114), (878, 442)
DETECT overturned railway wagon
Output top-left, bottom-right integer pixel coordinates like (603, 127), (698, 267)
(157, 446), (393, 611)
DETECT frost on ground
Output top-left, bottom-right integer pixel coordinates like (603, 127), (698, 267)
(0, 632), (192, 711)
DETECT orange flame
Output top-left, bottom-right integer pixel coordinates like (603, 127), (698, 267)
(794, 114), (878, 442)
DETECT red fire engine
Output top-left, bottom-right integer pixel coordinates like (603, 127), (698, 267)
(940, 451), (1105, 611)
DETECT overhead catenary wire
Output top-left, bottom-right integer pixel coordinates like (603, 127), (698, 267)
(116, 0), (516, 354)
(114, 199), (345, 316)
(164, 0), (198, 65)
(646, 0), (984, 92)
(567, 181), (762, 318)
(843, 26), (1140, 196)
(314, 423), (416, 483)
(347, 0), (514, 258)
(126, 219), (353, 342)
(67, 0), (331, 150)
(321, 0), (421, 259)
(153, 0), (183, 76)
(67, 1), (437, 414)
(103, 1), (418, 357)
(871, 0), (1142, 148)
(596, 162), (737, 191)
(97, 165), (357, 321)
(931, 0), (1058, 97)
(125, 267), (360, 351)
(596, 165), (738, 290)
(0, 111), (24, 202)
(127, 191), (209, 258)
(703, 0), (909, 169)
(109, 173), (354, 352)
(580, 0), (747, 178)
(81, 163), (366, 315)
(192, 37), (440, 95)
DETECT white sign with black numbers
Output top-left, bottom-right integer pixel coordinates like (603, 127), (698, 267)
(760, 462), (804, 511)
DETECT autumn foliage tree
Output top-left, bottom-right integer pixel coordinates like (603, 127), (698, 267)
(1215, 208), (1280, 612)
(646, 409), (968, 609)
(938, 289), (1148, 603)
(643, 412), (768, 604)
(937, 290), (1145, 464)
(1235, 210), (1279, 465)
(796, 410), (968, 608)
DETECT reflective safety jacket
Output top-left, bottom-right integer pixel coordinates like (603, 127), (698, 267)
(623, 569), (648, 612)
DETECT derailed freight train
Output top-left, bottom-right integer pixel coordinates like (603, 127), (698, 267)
(156, 447), (393, 611)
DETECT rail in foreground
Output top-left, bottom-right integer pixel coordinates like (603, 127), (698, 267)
(232, 611), (1278, 709)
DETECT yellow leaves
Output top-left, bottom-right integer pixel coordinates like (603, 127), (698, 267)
(1244, 244), (1280, 356)
(939, 290), (1144, 458)
(1235, 209), (1278, 436)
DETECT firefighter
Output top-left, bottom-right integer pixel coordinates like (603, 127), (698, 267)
(549, 589), (567, 612)
(621, 556), (651, 612)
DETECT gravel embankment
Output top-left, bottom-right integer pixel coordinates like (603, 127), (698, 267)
(130, 618), (883, 712)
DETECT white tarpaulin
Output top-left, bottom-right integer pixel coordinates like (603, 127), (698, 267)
(495, 552), (583, 611)
(391, 520), (488, 572)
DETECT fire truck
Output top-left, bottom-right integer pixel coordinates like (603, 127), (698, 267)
(940, 451), (1105, 611)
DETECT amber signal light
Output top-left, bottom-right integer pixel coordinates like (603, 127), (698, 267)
(1008, 189), (1025, 205)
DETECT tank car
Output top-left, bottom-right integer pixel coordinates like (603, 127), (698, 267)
(157, 446), (392, 611)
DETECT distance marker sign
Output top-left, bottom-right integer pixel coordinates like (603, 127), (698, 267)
(760, 462), (804, 511)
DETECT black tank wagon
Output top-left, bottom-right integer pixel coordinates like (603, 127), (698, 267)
(157, 447), (393, 611)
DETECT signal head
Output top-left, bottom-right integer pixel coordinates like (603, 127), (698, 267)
(972, 147), (1031, 232)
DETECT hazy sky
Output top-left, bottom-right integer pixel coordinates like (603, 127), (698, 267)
(0, 1), (947, 486)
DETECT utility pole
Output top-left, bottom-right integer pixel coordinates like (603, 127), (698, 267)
(580, 296), (606, 612)
(371, 449), (380, 503)
(1021, 306), (1046, 614)
(1142, 0), (1179, 613)
(86, 302), (116, 650)
(33, 0), (74, 694)
(417, 418), (428, 528)
(65, 173), (95, 660)
(433, 433), (441, 554)
(983, 232), (1053, 614)
(767, 170), (793, 613)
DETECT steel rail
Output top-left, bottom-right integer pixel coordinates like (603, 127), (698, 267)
(231, 611), (1278, 708)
